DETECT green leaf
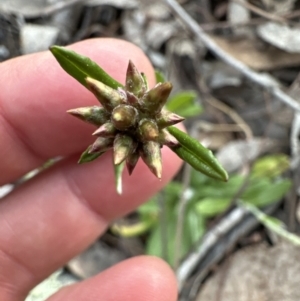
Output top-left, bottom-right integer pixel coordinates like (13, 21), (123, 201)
(195, 197), (232, 218)
(168, 126), (228, 182)
(155, 70), (166, 83)
(146, 223), (167, 260)
(186, 208), (206, 244)
(172, 146), (226, 181)
(146, 214), (193, 267)
(50, 46), (123, 89)
(207, 175), (244, 198)
(114, 162), (125, 195)
(242, 179), (291, 207)
(252, 154), (290, 179)
(78, 146), (104, 164)
(189, 174), (244, 207)
(138, 198), (160, 217)
(167, 91), (197, 111)
(175, 105), (203, 118)
(240, 178), (269, 200)
(164, 181), (184, 203)
(143, 183), (205, 266)
(166, 91), (203, 117)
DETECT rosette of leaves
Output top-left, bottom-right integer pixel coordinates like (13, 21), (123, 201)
(50, 46), (228, 194)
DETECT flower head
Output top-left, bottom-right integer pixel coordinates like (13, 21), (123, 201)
(68, 60), (184, 178)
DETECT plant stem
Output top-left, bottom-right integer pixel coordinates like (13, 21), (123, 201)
(174, 163), (192, 270)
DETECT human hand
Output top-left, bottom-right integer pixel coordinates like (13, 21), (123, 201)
(0, 38), (181, 301)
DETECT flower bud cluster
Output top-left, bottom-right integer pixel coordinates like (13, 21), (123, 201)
(68, 61), (184, 178)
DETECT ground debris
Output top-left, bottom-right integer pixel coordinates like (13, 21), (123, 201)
(196, 240), (300, 301)
(1, 0), (300, 300)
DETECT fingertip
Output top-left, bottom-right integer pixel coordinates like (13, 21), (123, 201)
(50, 256), (177, 301)
(133, 256), (178, 300)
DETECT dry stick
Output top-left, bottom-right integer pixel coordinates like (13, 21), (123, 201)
(205, 97), (253, 139)
(232, 0), (286, 23)
(287, 75), (300, 231)
(289, 73), (300, 168)
(291, 113), (300, 168)
(284, 9), (300, 19)
(164, 0), (300, 113)
(201, 18), (269, 32)
(199, 79), (253, 140)
(197, 121), (250, 133)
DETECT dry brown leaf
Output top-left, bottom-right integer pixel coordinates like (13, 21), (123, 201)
(211, 35), (300, 70)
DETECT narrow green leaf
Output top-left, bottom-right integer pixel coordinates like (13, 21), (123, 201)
(146, 224), (164, 259)
(174, 105), (203, 118)
(195, 197), (231, 218)
(78, 145), (104, 164)
(146, 214), (191, 267)
(252, 154), (290, 179)
(50, 46), (123, 89)
(172, 146), (226, 181)
(190, 174), (243, 200)
(240, 178), (270, 201)
(167, 91), (202, 117)
(114, 161), (125, 195)
(240, 202), (300, 246)
(168, 126), (228, 181)
(167, 91), (197, 110)
(186, 209), (206, 244)
(242, 179), (291, 207)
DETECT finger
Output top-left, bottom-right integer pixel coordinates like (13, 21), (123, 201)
(0, 145), (181, 300)
(47, 257), (177, 301)
(0, 38), (156, 185)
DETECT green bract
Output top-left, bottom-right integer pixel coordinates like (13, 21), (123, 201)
(50, 46), (228, 193)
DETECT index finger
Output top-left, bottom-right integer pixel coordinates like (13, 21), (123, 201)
(0, 38), (156, 184)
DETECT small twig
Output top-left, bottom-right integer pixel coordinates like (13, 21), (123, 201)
(164, 0), (300, 113)
(197, 121), (251, 133)
(284, 9), (300, 19)
(289, 73), (300, 168)
(290, 113), (300, 168)
(232, 0), (286, 23)
(199, 79), (253, 140)
(200, 18), (268, 32)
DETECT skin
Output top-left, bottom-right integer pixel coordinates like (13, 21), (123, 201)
(0, 38), (181, 301)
